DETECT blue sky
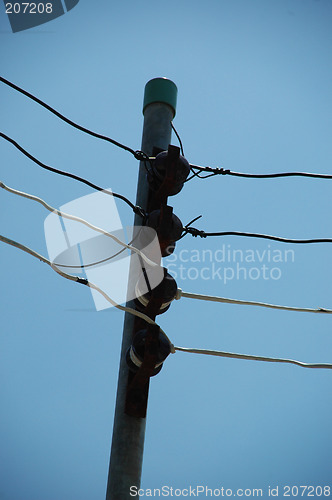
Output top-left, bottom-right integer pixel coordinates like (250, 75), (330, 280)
(1, 1), (332, 499)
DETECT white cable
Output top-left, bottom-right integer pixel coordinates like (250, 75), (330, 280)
(0, 233), (160, 328)
(174, 346), (332, 370)
(4, 233), (330, 369)
(7, 181), (329, 316)
(0, 181), (158, 269)
(176, 289), (332, 315)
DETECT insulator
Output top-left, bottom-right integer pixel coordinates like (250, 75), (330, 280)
(146, 209), (183, 242)
(135, 267), (177, 315)
(147, 150), (190, 195)
(126, 328), (172, 376)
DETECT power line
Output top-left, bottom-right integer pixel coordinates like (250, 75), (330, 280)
(53, 226), (144, 269)
(170, 121), (184, 156)
(3, 75), (330, 181)
(3, 76), (331, 374)
(1, 233), (331, 371)
(0, 76), (148, 161)
(174, 346), (332, 370)
(176, 289), (332, 315)
(184, 227), (332, 244)
(0, 233), (163, 329)
(190, 164), (332, 180)
(164, 123), (332, 181)
(0, 132), (146, 217)
(0, 181), (157, 268)
(169, 123), (208, 183)
(53, 242), (129, 269)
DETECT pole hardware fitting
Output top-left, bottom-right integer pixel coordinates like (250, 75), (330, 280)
(145, 207), (183, 257)
(147, 144), (190, 197)
(125, 327), (172, 377)
(135, 266), (178, 315)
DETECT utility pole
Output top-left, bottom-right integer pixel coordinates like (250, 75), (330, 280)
(105, 78), (178, 499)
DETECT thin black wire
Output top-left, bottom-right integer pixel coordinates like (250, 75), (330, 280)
(0, 132), (146, 217)
(227, 170), (332, 179)
(186, 171), (221, 181)
(55, 223), (148, 270)
(183, 170), (206, 183)
(170, 121), (184, 156)
(170, 121), (204, 185)
(54, 251), (124, 269)
(190, 164), (332, 180)
(194, 172), (221, 179)
(184, 227), (332, 244)
(54, 239), (135, 269)
(0, 76), (148, 161)
(178, 215), (203, 240)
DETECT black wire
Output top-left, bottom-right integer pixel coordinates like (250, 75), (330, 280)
(227, 171), (332, 179)
(0, 132), (146, 217)
(190, 164), (332, 180)
(170, 121), (184, 156)
(178, 215), (203, 240)
(54, 224), (147, 270)
(184, 169), (225, 183)
(192, 171), (219, 180)
(183, 171), (201, 183)
(0, 76), (148, 161)
(4, 73), (327, 181)
(198, 172), (221, 179)
(54, 249), (126, 269)
(184, 227), (332, 244)
(185, 215), (203, 228)
(54, 238), (136, 269)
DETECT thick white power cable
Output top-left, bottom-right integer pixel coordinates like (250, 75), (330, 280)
(0, 234), (161, 328)
(4, 233), (331, 369)
(0, 181), (158, 269)
(174, 346), (332, 369)
(176, 289), (332, 315)
(6, 181), (329, 317)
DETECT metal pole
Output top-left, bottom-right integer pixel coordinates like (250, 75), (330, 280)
(106, 78), (177, 500)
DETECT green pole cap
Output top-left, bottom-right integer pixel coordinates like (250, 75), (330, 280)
(143, 77), (177, 117)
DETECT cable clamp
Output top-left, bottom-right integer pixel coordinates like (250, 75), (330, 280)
(187, 227), (207, 238)
(175, 288), (182, 300)
(133, 205), (147, 219)
(199, 166), (230, 175)
(134, 150), (149, 161)
(77, 277), (89, 285)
